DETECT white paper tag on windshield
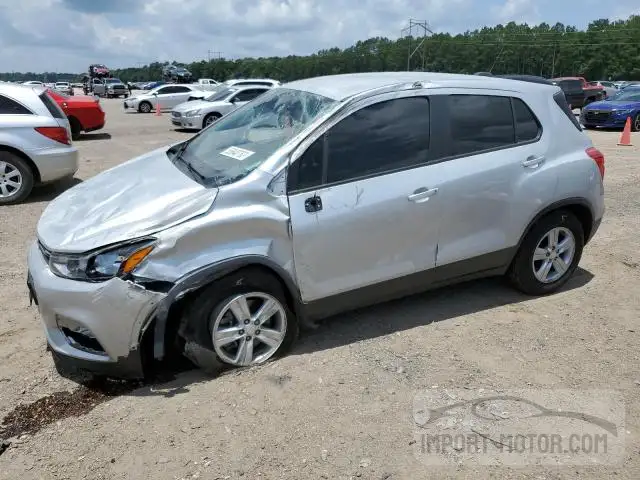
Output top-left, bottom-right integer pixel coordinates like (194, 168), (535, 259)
(219, 146), (255, 161)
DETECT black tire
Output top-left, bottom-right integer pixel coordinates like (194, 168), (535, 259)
(509, 210), (584, 295)
(0, 151), (35, 205)
(139, 101), (152, 113)
(69, 116), (82, 141)
(202, 112), (221, 128)
(632, 113), (640, 132)
(182, 268), (298, 374)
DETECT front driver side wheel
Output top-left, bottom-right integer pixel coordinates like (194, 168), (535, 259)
(509, 210), (584, 295)
(182, 268), (299, 373)
(632, 113), (640, 132)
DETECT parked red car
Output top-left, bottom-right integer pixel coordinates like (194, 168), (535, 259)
(47, 89), (106, 140)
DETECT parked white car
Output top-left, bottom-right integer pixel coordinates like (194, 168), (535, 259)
(0, 83), (78, 204)
(170, 84), (272, 130)
(54, 81), (74, 96)
(123, 84), (204, 113)
(188, 79), (281, 101)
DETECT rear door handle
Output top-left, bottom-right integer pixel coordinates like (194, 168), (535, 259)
(522, 156), (545, 168)
(408, 187), (438, 203)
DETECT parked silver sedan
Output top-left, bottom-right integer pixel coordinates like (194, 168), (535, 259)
(170, 85), (272, 130)
(124, 84), (204, 113)
(0, 84), (78, 204)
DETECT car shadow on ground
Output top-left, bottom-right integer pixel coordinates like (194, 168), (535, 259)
(129, 267), (595, 397)
(292, 267), (595, 356)
(0, 268), (595, 438)
(24, 177), (83, 204)
(77, 132), (112, 141)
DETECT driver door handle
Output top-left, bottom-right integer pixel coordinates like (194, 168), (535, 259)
(408, 187), (438, 203)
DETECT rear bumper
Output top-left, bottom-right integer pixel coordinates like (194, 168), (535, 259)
(30, 146), (79, 183)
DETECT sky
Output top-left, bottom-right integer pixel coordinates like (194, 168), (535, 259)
(0, 0), (638, 73)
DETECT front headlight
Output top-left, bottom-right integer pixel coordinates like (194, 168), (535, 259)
(48, 240), (155, 281)
(185, 109), (201, 117)
(614, 109), (633, 115)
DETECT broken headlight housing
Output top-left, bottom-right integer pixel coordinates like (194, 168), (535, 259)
(46, 239), (156, 281)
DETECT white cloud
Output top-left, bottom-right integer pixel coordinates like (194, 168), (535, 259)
(491, 0), (540, 24)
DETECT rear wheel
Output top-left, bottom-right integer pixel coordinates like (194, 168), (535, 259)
(69, 116), (82, 141)
(509, 210), (584, 295)
(0, 152), (34, 205)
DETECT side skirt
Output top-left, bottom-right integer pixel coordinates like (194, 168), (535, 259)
(302, 247), (516, 321)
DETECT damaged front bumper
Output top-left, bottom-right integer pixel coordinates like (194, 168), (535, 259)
(27, 241), (167, 379)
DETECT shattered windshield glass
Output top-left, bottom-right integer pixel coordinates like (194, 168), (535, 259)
(172, 88), (336, 186)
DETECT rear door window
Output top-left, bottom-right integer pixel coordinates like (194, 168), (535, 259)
(0, 95), (32, 115)
(446, 95), (514, 156)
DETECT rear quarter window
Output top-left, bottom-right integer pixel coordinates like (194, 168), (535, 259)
(553, 91), (582, 131)
(0, 94), (32, 114)
(38, 92), (65, 119)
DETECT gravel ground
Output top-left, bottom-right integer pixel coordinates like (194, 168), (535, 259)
(0, 96), (639, 479)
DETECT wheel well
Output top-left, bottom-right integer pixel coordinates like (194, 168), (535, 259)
(0, 145), (41, 183)
(564, 203), (594, 243)
(68, 116), (81, 131)
(521, 202), (594, 249)
(161, 263), (298, 358)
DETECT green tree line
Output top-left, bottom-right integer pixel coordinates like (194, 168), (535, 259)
(2, 16), (639, 83)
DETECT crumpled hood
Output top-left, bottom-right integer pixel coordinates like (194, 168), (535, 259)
(173, 99), (210, 112)
(37, 146), (217, 253)
(585, 100), (640, 111)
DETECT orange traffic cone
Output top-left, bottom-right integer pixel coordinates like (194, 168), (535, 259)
(618, 117), (632, 146)
(155, 101), (162, 116)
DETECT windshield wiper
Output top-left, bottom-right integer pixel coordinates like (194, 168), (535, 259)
(171, 143), (207, 183)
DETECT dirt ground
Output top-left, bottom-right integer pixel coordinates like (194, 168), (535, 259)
(0, 95), (639, 479)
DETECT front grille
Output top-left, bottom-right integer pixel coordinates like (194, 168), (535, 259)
(172, 111), (181, 118)
(584, 110), (611, 124)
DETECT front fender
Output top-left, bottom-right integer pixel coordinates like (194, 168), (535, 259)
(151, 255), (303, 359)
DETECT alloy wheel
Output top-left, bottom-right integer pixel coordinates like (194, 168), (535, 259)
(211, 292), (287, 366)
(0, 161), (23, 198)
(531, 226), (576, 283)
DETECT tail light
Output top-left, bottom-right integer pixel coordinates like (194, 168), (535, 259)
(35, 126), (71, 145)
(586, 147), (605, 179)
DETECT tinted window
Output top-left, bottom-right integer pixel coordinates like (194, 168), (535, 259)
(513, 98), (540, 142)
(293, 136), (325, 191)
(234, 89), (267, 102)
(173, 86), (191, 93)
(38, 92), (64, 119)
(556, 80), (582, 93)
(324, 97), (430, 183)
(447, 95), (514, 156)
(155, 87), (172, 94)
(0, 95), (32, 114)
(553, 91), (582, 131)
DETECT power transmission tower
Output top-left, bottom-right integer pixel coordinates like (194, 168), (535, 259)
(401, 19), (434, 71)
(207, 50), (222, 62)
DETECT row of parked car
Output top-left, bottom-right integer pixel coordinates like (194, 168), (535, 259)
(0, 83), (106, 204)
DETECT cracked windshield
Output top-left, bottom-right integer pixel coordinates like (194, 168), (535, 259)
(174, 88), (336, 186)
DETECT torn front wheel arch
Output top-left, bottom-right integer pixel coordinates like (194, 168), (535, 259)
(150, 255), (305, 362)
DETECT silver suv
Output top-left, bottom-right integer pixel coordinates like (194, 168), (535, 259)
(1, 84), (78, 205)
(28, 72), (605, 379)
